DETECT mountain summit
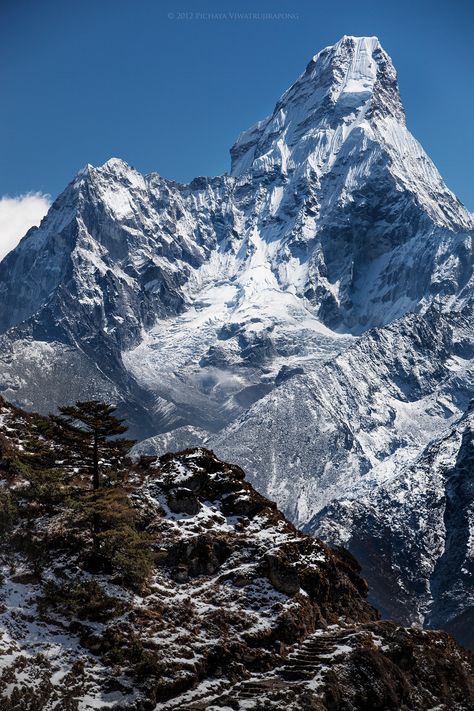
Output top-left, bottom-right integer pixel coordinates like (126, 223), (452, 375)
(231, 35), (405, 176)
(234, 35), (471, 242)
(0, 37), (473, 643)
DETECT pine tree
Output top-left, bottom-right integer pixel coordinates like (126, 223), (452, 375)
(54, 401), (135, 490)
(52, 401), (152, 586)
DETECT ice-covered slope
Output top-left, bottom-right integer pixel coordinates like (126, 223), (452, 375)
(205, 303), (473, 516)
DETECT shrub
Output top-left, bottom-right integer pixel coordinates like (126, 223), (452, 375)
(74, 487), (154, 591)
(40, 579), (126, 621)
(22, 468), (70, 511)
(100, 524), (154, 592)
(0, 488), (16, 532)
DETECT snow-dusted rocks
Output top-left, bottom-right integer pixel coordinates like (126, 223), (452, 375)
(309, 401), (474, 649)
(204, 303), (474, 645)
(0, 36), (474, 645)
(0, 399), (473, 710)
(209, 305), (474, 520)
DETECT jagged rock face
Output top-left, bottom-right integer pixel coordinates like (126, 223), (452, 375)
(0, 163), (231, 340)
(138, 448), (376, 632)
(230, 35), (473, 330)
(205, 304), (474, 645)
(0, 164), (239, 433)
(209, 305), (474, 519)
(0, 399), (473, 711)
(1, 35), (474, 646)
(308, 404), (474, 649)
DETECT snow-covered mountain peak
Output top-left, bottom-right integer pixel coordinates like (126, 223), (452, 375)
(230, 35), (473, 238)
(100, 156), (131, 171)
(230, 35), (405, 178)
(72, 157), (142, 189)
(310, 35), (387, 93)
(312, 35), (403, 117)
(79, 156), (143, 187)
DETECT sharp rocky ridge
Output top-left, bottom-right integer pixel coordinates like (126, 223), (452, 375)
(1, 36), (474, 645)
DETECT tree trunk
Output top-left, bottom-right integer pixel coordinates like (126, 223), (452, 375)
(91, 429), (101, 565)
(93, 429), (100, 490)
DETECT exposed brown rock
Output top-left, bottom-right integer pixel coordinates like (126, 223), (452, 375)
(0, 397), (472, 710)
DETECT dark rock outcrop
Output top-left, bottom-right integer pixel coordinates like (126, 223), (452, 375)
(0, 398), (472, 710)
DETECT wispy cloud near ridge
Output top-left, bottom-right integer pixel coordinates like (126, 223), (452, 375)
(0, 192), (51, 262)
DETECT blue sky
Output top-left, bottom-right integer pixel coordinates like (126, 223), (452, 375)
(1, 0), (473, 209)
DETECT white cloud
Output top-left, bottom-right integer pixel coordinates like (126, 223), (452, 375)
(0, 192), (51, 261)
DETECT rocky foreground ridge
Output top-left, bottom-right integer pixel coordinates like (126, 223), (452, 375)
(0, 397), (472, 710)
